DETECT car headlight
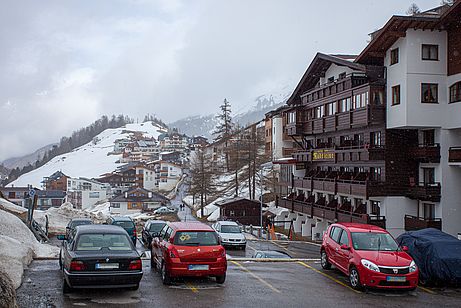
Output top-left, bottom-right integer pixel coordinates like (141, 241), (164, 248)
(361, 259), (380, 272)
(409, 260), (417, 273)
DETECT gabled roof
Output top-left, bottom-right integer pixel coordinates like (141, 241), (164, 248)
(287, 53), (364, 105)
(215, 197), (263, 207)
(110, 187), (169, 203)
(356, 2), (460, 65)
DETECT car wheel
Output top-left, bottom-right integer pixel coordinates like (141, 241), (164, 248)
(320, 250), (331, 270)
(349, 266), (362, 290)
(62, 278), (72, 294)
(161, 262), (171, 285)
(216, 274), (226, 284)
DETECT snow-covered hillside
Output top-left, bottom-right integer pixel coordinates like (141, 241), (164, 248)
(10, 122), (166, 188)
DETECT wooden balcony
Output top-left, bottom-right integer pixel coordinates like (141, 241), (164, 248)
(410, 144), (440, 163)
(286, 123), (304, 136)
(277, 198), (386, 228)
(300, 73), (368, 104)
(407, 183), (441, 202)
(448, 147), (461, 164)
(404, 215), (442, 231)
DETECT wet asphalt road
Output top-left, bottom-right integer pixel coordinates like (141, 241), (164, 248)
(17, 258), (461, 308)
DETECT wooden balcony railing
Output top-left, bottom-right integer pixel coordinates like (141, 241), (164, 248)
(410, 144), (440, 163)
(286, 123), (304, 136)
(407, 183), (441, 202)
(404, 215), (442, 231)
(448, 147), (461, 163)
(277, 197), (386, 228)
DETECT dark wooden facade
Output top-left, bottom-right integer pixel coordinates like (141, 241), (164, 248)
(217, 198), (263, 226)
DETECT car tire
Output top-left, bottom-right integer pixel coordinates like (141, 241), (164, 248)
(62, 278), (72, 294)
(161, 262), (171, 285)
(349, 266), (362, 290)
(216, 274), (226, 284)
(320, 250), (331, 270)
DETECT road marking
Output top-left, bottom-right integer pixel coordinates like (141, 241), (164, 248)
(418, 286), (436, 294)
(230, 261), (281, 293)
(185, 283), (199, 293)
(297, 261), (361, 294)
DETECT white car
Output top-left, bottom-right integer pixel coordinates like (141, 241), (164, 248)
(212, 221), (246, 250)
(153, 206), (176, 215)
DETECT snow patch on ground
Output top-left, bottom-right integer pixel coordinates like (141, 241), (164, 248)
(0, 206), (59, 289)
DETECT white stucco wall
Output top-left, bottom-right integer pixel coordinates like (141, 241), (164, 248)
(446, 73), (461, 129)
(320, 63), (357, 85)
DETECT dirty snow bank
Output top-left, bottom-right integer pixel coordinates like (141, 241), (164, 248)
(0, 208), (59, 289)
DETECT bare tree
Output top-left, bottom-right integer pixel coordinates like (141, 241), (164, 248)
(189, 149), (217, 217)
(406, 3), (421, 15)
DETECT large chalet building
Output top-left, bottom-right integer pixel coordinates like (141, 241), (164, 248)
(268, 2), (461, 239)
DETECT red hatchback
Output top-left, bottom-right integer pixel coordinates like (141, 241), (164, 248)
(151, 222), (227, 285)
(321, 223), (418, 290)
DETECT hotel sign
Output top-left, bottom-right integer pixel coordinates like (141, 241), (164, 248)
(312, 149), (335, 161)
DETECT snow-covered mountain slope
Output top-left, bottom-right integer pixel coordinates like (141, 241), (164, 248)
(2, 143), (57, 170)
(10, 122), (166, 188)
(169, 86), (292, 139)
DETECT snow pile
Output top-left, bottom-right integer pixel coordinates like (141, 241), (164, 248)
(0, 198), (27, 215)
(10, 121), (166, 188)
(85, 200), (111, 218)
(34, 202), (106, 234)
(0, 209), (59, 289)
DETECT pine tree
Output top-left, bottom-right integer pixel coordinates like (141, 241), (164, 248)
(189, 149), (217, 217)
(213, 99), (233, 171)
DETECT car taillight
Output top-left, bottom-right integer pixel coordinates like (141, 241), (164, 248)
(128, 259), (142, 270)
(133, 229), (137, 237)
(70, 261), (86, 271)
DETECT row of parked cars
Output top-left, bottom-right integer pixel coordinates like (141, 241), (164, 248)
(320, 223), (461, 290)
(58, 217), (247, 292)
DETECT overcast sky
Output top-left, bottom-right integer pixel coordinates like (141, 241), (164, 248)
(0, 0), (441, 161)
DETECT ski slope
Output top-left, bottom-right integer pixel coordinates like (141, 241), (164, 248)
(10, 122), (166, 188)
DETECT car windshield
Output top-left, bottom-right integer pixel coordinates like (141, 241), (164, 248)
(149, 223), (165, 233)
(113, 221), (135, 229)
(174, 231), (219, 246)
(220, 225), (241, 233)
(76, 233), (132, 251)
(351, 232), (399, 251)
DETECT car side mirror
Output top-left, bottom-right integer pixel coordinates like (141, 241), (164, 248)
(57, 234), (66, 241)
(340, 244), (351, 250)
(402, 245), (409, 252)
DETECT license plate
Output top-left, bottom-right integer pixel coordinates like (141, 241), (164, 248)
(386, 276), (406, 282)
(188, 264), (209, 271)
(95, 263), (119, 269)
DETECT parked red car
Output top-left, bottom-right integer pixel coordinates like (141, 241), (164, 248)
(321, 223), (418, 290)
(151, 222), (227, 285)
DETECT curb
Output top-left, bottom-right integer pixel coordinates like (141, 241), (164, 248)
(227, 258), (320, 262)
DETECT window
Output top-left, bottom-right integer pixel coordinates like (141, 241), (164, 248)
(390, 48), (399, 65)
(8, 192), (15, 199)
(339, 72), (346, 80)
(422, 44), (438, 61)
(339, 230), (349, 246)
(423, 203), (435, 220)
(370, 201), (381, 216)
(288, 111), (296, 123)
(314, 106), (324, 118)
(370, 167), (381, 181)
(421, 83), (438, 103)
(339, 98), (351, 112)
(329, 227), (342, 243)
(449, 82), (461, 103)
(392, 85), (400, 105)
(423, 168), (435, 185)
(89, 192), (100, 198)
(371, 90), (384, 105)
(326, 102), (336, 116)
(370, 131), (382, 147)
(327, 76), (334, 83)
(422, 129), (435, 146)
(111, 203), (120, 208)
